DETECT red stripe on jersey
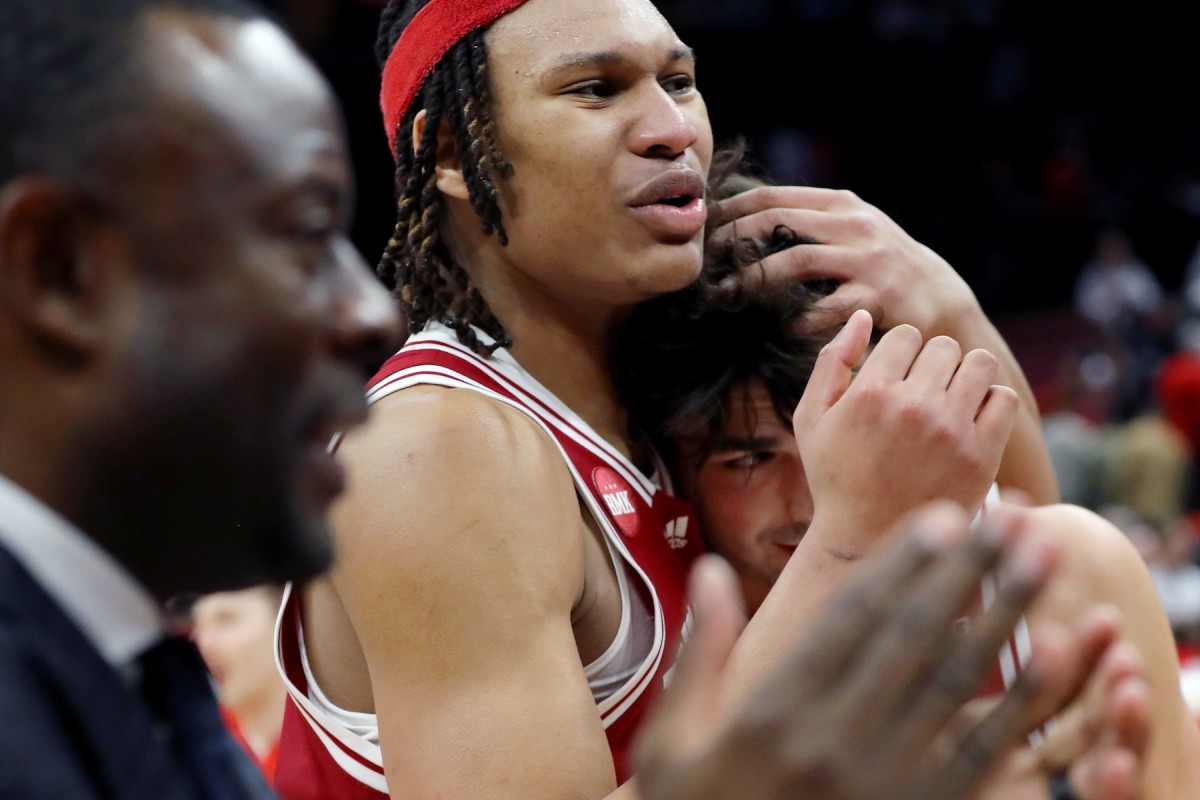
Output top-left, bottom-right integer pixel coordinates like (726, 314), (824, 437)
(367, 332), (703, 781)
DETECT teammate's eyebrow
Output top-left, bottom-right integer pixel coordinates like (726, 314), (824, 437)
(543, 46), (696, 76)
(712, 435), (777, 452)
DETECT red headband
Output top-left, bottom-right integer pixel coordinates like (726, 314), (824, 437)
(380, 0), (530, 156)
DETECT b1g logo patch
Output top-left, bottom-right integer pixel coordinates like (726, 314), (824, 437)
(593, 466), (639, 538)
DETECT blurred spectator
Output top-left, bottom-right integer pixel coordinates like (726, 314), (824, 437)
(193, 586), (287, 783)
(1102, 409), (1190, 530)
(1075, 227), (1170, 417)
(1074, 228), (1164, 338)
(1147, 517), (1200, 644)
(1156, 321), (1200, 517)
(1041, 345), (1117, 509)
(1158, 322), (1200, 456)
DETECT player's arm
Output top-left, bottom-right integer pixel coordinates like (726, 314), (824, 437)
(1025, 503), (1200, 799)
(720, 310), (1019, 691)
(639, 505), (1137, 800)
(710, 185), (1058, 504)
(327, 387), (625, 800)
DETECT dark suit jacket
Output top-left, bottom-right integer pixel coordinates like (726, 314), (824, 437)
(0, 544), (276, 800)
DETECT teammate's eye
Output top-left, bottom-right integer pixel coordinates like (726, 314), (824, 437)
(661, 74), (695, 94)
(719, 451), (772, 470)
(570, 80), (616, 99)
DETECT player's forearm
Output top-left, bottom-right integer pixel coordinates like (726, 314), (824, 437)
(718, 531), (857, 706)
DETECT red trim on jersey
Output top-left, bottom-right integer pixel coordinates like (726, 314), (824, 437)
(276, 591), (389, 800)
(277, 330), (703, 791)
(367, 333), (703, 780)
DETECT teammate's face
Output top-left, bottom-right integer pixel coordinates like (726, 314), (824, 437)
(676, 381), (814, 615)
(80, 13), (398, 596)
(461, 0), (713, 313)
(193, 587), (282, 714)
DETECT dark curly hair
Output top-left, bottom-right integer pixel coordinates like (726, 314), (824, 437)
(375, 0), (513, 355)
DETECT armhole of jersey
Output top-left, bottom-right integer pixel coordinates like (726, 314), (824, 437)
(583, 534), (635, 681)
(274, 583), (389, 792)
(366, 370), (668, 727)
(975, 483), (1046, 744)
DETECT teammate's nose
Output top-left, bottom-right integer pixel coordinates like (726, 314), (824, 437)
(630, 85), (698, 159)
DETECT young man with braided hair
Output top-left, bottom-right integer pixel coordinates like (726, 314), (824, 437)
(619, 160), (1200, 799)
(275, 1), (1125, 798)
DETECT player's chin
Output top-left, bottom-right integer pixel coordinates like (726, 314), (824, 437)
(636, 242), (705, 296)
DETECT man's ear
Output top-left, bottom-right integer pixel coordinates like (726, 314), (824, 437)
(411, 108), (469, 200)
(0, 178), (127, 361)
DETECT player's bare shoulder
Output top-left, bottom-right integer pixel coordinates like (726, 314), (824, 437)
(332, 384), (588, 596)
(1021, 504), (1148, 604)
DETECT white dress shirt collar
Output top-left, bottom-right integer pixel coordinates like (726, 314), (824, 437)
(0, 473), (164, 669)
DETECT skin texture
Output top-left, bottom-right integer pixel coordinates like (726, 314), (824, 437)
(0, 10), (399, 600)
(676, 311), (1198, 798)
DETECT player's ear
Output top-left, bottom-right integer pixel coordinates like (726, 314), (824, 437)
(0, 177), (130, 361)
(411, 108), (468, 200)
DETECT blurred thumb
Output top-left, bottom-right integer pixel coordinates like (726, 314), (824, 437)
(637, 556), (747, 764)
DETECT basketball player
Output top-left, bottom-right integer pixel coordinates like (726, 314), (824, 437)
(273, 1), (1140, 798)
(620, 169), (1200, 797)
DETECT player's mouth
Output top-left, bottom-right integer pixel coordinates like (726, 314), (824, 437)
(627, 167), (708, 239)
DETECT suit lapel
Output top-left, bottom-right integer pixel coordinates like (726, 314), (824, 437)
(0, 545), (198, 800)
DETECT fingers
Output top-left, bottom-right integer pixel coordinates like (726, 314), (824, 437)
(905, 335), (964, 396)
(973, 384), (1020, 449)
(944, 348), (999, 418)
(1103, 646), (1152, 763)
(710, 185), (850, 231)
(779, 502), (972, 692)
(1064, 641), (1151, 800)
(789, 283), (880, 336)
(1044, 606), (1124, 725)
(843, 507), (1051, 723)
(791, 308), (874, 432)
(851, 323), (923, 385)
(640, 555), (747, 760)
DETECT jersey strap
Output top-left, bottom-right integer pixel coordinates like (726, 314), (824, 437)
(368, 331), (704, 780)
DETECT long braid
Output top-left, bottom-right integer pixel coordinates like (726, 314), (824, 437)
(376, 0), (512, 356)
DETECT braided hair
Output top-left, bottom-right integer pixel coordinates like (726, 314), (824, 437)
(376, 0), (513, 356)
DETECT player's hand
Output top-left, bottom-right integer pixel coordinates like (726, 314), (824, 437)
(635, 503), (1106, 800)
(791, 309), (1017, 556)
(972, 627), (1151, 800)
(708, 185), (977, 337)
